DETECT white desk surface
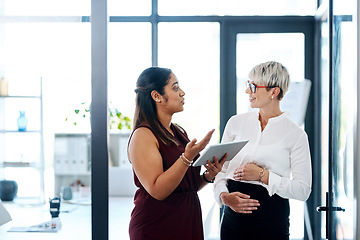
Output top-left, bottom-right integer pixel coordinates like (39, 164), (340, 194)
(0, 197), (134, 240)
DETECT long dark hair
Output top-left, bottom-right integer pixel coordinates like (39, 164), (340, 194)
(133, 67), (179, 146)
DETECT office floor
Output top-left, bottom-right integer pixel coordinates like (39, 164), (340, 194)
(0, 197), (134, 240)
(0, 194), (221, 240)
(0, 192), (304, 240)
(110, 191), (222, 240)
(109, 197), (133, 240)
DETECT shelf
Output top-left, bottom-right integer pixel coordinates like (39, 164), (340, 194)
(0, 130), (41, 133)
(0, 95), (41, 99)
(55, 172), (91, 176)
(0, 77), (44, 204)
(0, 161), (38, 168)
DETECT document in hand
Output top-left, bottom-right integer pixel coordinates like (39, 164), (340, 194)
(0, 202), (12, 226)
(192, 140), (248, 167)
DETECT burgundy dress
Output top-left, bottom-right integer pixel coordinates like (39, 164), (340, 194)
(128, 124), (203, 240)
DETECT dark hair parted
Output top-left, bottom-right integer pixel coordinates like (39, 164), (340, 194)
(133, 67), (180, 146)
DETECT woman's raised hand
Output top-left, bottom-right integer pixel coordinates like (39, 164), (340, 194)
(184, 129), (215, 160)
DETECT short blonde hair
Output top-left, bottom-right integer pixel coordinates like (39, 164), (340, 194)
(249, 61), (290, 100)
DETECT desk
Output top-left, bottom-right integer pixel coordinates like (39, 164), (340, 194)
(0, 197), (134, 240)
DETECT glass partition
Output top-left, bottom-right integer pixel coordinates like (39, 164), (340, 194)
(1, 0), (90, 16)
(0, 1), (92, 239)
(0, 0), (325, 239)
(158, 0), (316, 16)
(158, 22), (220, 143)
(320, 0), (357, 238)
(320, 19), (330, 239)
(236, 32), (306, 239)
(108, 0), (151, 16)
(159, 22), (221, 239)
(108, 22), (151, 121)
(107, 22), (151, 239)
(236, 33), (305, 115)
(0, 22), (91, 202)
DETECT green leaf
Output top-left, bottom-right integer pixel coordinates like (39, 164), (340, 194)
(66, 101), (132, 131)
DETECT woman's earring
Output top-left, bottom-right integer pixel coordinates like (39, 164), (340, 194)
(271, 95), (274, 100)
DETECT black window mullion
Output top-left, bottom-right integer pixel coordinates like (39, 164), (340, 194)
(91, 0), (109, 239)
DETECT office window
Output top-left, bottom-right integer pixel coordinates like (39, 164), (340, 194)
(236, 32), (305, 239)
(158, 22), (220, 143)
(0, 1), (323, 239)
(236, 33), (305, 115)
(334, 0), (355, 15)
(0, 21), (91, 200)
(158, 0), (317, 16)
(1, 0), (90, 16)
(108, 23), (152, 121)
(158, 22), (220, 239)
(108, 0), (151, 16)
(320, 10), (357, 239)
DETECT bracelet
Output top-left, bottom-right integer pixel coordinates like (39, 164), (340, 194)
(258, 168), (265, 182)
(180, 153), (192, 167)
(181, 153), (192, 165)
(181, 157), (191, 166)
(202, 171), (215, 183)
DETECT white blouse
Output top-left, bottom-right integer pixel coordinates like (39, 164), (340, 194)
(213, 111), (312, 206)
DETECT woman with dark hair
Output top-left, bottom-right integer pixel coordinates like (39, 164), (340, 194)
(128, 67), (241, 240)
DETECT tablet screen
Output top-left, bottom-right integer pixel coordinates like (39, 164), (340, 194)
(192, 140), (248, 167)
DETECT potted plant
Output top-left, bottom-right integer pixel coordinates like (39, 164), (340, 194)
(65, 102), (132, 131)
(57, 102), (132, 197)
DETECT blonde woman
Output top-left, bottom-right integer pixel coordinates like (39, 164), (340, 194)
(214, 61), (312, 240)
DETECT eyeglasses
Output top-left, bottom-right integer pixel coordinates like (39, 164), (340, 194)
(246, 81), (278, 93)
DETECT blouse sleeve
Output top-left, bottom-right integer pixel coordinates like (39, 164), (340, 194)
(213, 117), (234, 206)
(265, 132), (312, 201)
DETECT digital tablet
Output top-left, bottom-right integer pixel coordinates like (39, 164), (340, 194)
(192, 140), (249, 167)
